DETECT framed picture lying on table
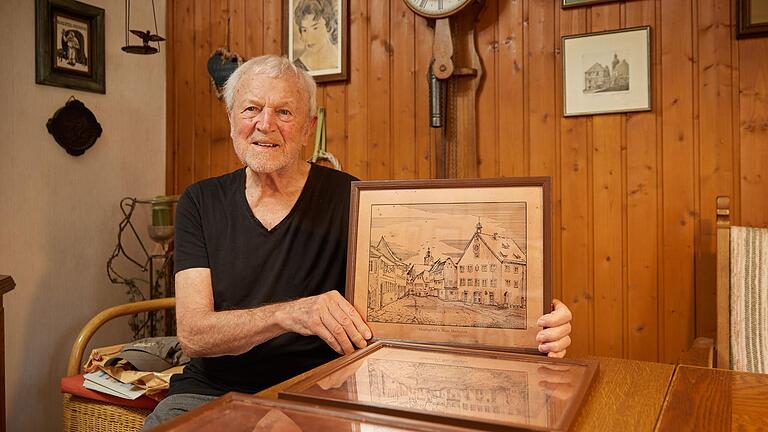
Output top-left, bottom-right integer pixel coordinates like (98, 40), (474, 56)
(154, 392), (477, 432)
(35, 0), (106, 94)
(346, 177), (552, 354)
(562, 26), (651, 117)
(737, 0), (768, 39)
(283, 0), (349, 83)
(279, 341), (599, 432)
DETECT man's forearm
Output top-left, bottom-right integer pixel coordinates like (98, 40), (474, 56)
(177, 301), (289, 357)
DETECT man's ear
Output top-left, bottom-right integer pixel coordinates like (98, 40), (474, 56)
(305, 115), (318, 145)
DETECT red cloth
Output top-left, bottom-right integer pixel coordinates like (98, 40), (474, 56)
(60, 374), (162, 410)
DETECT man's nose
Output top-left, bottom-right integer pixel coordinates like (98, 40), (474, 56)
(256, 108), (277, 131)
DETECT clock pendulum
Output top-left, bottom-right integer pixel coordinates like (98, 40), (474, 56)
(403, 0), (485, 179)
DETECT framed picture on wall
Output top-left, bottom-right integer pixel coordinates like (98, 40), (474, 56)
(35, 0), (105, 94)
(562, 0), (623, 8)
(737, 0), (768, 38)
(283, 0), (349, 83)
(562, 26), (651, 117)
(344, 177), (552, 354)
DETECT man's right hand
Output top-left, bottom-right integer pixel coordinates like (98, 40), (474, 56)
(277, 290), (372, 355)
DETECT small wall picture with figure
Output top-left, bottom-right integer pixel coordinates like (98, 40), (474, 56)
(284, 0), (348, 82)
(54, 13), (89, 74)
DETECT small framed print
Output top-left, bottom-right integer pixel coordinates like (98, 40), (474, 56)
(562, 0), (622, 8)
(562, 26), (651, 117)
(279, 341), (598, 432)
(283, 0), (349, 83)
(737, 0), (768, 39)
(35, 0), (105, 94)
(154, 392), (476, 432)
(346, 177), (551, 354)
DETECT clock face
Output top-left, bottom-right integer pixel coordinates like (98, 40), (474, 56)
(404, 0), (474, 18)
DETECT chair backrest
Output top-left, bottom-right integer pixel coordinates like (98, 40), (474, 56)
(716, 196), (768, 372)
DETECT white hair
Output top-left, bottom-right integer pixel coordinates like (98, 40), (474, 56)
(222, 55), (317, 117)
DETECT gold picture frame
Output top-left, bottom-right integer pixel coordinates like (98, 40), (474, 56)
(345, 177), (552, 354)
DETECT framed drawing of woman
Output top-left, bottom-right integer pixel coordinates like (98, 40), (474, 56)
(284, 0), (348, 83)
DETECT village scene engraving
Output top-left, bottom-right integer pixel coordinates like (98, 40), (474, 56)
(365, 357), (532, 422)
(582, 52), (630, 94)
(366, 202), (528, 329)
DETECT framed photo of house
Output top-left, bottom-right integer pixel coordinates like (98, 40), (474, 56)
(562, 0), (622, 8)
(283, 0), (349, 83)
(279, 340), (598, 432)
(346, 177), (552, 354)
(35, 0), (105, 94)
(737, 0), (768, 39)
(562, 26), (651, 117)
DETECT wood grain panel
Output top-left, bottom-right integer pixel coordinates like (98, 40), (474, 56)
(590, 4), (624, 359)
(624, 0), (660, 362)
(660, 0), (696, 363)
(167, 0), (768, 362)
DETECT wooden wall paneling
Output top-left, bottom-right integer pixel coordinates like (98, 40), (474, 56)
(391, 0), (416, 179)
(589, 4), (624, 358)
(227, 0), (247, 173)
(194, 0), (212, 181)
(324, 83), (348, 171)
(527, 0), (556, 178)
(210, 0), (232, 178)
(497, 0), (525, 178)
(367, 0), (392, 180)
(414, 14), (435, 179)
(660, 0), (696, 363)
(695, 0), (734, 339)
(624, 0), (660, 362)
(246, 0), (263, 56)
(263, 0), (283, 55)
(346, 0), (369, 179)
(175, 0), (197, 192)
(557, 6), (592, 357)
(738, 38), (768, 227)
(476, 1), (499, 178)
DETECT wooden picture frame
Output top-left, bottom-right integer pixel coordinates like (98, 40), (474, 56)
(35, 0), (105, 94)
(737, 0), (768, 39)
(283, 0), (349, 83)
(562, 26), (651, 117)
(279, 340), (599, 432)
(562, 0), (622, 8)
(347, 177), (552, 354)
(154, 392), (477, 432)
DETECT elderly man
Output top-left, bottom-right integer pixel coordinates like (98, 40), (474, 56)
(143, 54), (572, 429)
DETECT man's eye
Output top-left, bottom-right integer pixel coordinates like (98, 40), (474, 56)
(243, 106), (261, 113)
(277, 109), (293, 117)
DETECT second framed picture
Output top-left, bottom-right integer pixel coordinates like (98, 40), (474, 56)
(283, 0), (348, 83)
(346, 177), (551, 354)
(562, 26), (651, 117)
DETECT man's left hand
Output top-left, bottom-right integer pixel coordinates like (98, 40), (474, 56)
(536, 299), (572, 358)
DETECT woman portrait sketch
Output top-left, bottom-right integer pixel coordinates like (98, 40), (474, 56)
(290, 0), (341, 75)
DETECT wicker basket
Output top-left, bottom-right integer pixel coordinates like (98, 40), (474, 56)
(63, 393), (150, 432)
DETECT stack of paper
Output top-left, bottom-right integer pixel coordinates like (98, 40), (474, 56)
(83, 370), (146, 400)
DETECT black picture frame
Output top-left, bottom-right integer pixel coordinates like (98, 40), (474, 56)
(737, 0), (768, 39)
(36, 0), (105, 94)
(283, 0), (349, 83)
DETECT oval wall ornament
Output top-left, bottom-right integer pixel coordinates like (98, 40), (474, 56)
(46, 97), (103, 156)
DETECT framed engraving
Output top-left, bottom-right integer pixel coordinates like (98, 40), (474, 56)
(562, 26), (651, 117)
(737, 0), (768, 39)
(154, 392), (476, 432)
(346, 177), (551, 354)
(279, 341), (598, 432)
(35, 0), (106, 94)
(283, 0), (349, 83)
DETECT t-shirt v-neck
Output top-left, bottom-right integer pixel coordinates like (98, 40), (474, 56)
(237, 165), (314, 233)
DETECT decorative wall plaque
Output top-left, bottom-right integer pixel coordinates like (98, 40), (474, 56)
(46, 96), (102, 156)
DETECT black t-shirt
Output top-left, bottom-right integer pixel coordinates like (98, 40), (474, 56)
(169, 164), (356, 396)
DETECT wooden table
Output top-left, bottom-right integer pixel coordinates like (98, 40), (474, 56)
(656, 365), (768, 431)
(158, 356), (677, 431)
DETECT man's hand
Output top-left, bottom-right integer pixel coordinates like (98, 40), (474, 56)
(278, 290), (372, 355)
(536, 299), (572, 358)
